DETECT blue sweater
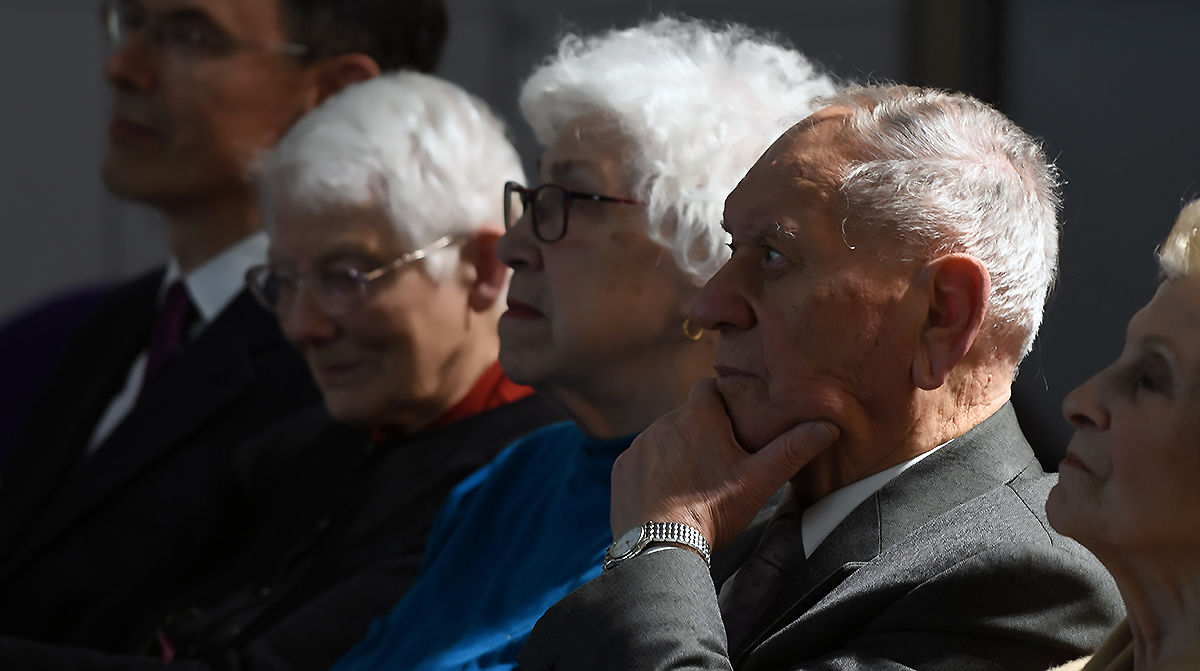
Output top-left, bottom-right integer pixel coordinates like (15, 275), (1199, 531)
(331, 422), (634, 671)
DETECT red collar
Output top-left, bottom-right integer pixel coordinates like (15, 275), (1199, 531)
(370, 362), (534, 442)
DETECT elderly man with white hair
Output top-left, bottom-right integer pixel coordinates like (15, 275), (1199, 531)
(0, 71), (559, 671)
(519, 86), (1125, 670)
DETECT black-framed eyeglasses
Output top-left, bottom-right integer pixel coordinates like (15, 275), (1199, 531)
(245, 235), (458, 316)
(100, 2), (308, 61)
(504, 181), (643, 243)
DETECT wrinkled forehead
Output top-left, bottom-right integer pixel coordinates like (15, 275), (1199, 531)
(770, 106), (858, 183)
(539, 113), (635, 191)
(1132, 278), (1200, 366)
(724, 109), (854, 232)
(1137, 279), (1200, 329)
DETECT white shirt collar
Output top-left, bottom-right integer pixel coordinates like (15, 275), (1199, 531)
(163, 231), (268, 323)
(796, 440), (949, 558)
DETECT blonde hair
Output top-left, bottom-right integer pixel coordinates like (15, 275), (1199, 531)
(1159, 198), (1200, 281)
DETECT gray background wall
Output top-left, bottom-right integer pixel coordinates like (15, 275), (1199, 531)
(1, 0), (1198, 461)
(1003, 0), (1200, 457)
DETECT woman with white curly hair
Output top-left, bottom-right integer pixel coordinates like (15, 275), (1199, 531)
(330, 15), (837, 671)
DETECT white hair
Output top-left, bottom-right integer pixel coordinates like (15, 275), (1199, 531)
(260, 71), (525, 280)
(520, 16), (840, 282)
(820, 85), (1061, 362)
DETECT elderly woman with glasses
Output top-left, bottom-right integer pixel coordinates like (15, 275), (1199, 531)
(1047, 200), (1200, 671)
(330, 16), (838, 671)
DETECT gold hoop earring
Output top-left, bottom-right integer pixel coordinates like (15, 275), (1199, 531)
(682, 317), (703, 342)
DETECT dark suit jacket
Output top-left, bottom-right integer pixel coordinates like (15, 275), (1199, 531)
(0, 283), (110, 474)
(0, 269), (321, 652)
(0, 394), (562, 671)
(519, 404), (1125, 671)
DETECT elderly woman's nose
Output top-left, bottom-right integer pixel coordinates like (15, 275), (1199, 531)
(1062, 373), (1110, 431)
(496, 212), (544, 272)
(279, 289), (338, 348)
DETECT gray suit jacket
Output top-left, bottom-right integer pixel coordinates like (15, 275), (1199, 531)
(519, 404), (1124, 671)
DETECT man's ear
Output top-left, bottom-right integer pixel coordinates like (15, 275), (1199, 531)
(310, 54), (382, 106)
(461, 229), (508, 313)
(911, 254), (991, 390)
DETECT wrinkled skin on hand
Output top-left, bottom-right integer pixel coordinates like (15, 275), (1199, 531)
(610, 378), (839, 550)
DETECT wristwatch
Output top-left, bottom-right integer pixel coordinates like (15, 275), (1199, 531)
(603, 521), (711, 571)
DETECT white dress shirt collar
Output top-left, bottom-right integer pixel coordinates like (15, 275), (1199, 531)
(162, 230), (269, 323)
(85, 232), (269, 454)
(793, 441), (949, 558)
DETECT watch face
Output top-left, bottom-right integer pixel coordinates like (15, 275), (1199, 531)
(611, 525), (646, 558)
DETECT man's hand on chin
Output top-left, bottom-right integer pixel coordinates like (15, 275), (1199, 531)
(609, 377), (840, 550)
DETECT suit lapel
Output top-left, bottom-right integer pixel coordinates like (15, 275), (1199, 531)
(732, 495), (881, 664)
(0, 274), (158, 561)
(0, 292), (278, 576)
(872, 403), (1030, 550)
(734, 404), (1034, 665)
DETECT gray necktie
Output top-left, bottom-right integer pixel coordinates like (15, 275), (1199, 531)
(718, 509), (806, 653)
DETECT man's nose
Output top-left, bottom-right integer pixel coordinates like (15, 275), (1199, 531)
(104, 30), (159, 93)
(691, 259), (756, 332)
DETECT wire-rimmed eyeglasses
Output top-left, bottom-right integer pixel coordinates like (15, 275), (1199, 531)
(504, 181), (643, 243)
(245, 235), (458, 316)
(100, 2), (309, 61)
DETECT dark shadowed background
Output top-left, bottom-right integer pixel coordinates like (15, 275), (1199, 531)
(2, 0), (1198, 465)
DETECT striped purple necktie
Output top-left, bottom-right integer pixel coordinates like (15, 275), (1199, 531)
(142, 281), (197, 388)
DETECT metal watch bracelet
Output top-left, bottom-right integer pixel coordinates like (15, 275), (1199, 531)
(604, 521), (712, 571)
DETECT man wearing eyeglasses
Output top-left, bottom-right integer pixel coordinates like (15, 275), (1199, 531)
(0, 0), (446, 654)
